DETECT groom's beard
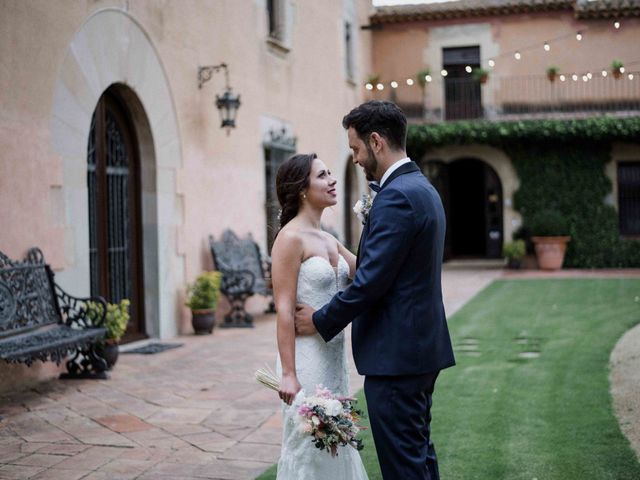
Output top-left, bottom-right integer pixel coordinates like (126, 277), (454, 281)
(364, 143), (379, 182)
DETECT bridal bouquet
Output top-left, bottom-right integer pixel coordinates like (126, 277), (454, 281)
(255, 366), (365, 457)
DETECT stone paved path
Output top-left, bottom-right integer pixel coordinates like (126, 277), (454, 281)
(12, 265), (635, 479)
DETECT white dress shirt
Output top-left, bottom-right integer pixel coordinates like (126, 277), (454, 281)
(369, 157), (411, 190)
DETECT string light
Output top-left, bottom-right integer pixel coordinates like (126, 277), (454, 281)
(360, 26), (640, 92)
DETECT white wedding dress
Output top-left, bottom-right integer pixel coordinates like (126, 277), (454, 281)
(275, 255), (369, 479)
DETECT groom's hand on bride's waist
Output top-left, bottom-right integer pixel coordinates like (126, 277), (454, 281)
(295, 303), (317, 336)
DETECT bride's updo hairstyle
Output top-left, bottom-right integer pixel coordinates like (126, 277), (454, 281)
(275, 153), (317, 230)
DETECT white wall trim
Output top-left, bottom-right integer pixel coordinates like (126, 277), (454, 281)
(49, 8), (184, 339)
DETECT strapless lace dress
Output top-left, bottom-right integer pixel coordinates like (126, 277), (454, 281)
(275, 255), (368, 479)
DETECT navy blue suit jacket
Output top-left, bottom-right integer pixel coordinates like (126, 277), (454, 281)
(313, 161), (455, 376)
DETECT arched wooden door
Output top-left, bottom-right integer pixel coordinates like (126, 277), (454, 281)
(87, 90), (146, 341)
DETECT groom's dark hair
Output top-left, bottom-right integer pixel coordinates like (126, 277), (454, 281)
(342, 100), (407, 151)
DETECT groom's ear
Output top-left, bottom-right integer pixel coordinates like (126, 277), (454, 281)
(369, 132), (384, 152)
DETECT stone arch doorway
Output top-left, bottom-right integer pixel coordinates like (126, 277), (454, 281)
(423, 158), (503, 259)
(50, 9), (183, 339)
(87, 86), (146, 341)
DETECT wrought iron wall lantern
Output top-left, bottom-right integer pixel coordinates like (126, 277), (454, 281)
(198, 63), (241, 134)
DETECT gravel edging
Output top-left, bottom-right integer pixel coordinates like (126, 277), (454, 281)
(610, 322), (640, 461)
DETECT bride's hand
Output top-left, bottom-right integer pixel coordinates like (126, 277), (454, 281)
(279, 373), (301, 405)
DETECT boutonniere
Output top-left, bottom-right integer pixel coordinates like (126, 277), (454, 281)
(353, 194), (373, 225)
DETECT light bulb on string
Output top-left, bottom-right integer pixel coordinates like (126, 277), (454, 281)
(614, 21), (620, 29)
(602, 70), (608, 77)
(587, 72), (592, 79)
(425, 75), (432, 83)
(514, 51), (521, 60)
(544, 42), (550, 52)
(629, 73), (635, 80)
(572, 74), (578, 81)
(576, 31), (583, 41)
(376, 83), (384, 91)
(441, 69), (448, 77)
(582, 75), (588, 82)
(620, 67), (626, 73)
(465, 65), (472, 73)
(559, 74), (566, 82)
(390, 81), (398, 89)
(365, 83), (373, 90)
(488, 59), (495, 68)
(406, 78), (414, 86)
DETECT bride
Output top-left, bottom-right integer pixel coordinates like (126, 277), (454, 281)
(271, 153), (368, 479)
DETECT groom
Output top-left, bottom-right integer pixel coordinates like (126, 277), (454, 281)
(295, 100), (455, 479)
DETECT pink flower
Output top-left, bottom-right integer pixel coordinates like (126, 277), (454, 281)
(315, 384), (333, 399)
(298, 404), (312, 416)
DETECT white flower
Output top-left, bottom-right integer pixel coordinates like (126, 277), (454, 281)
(353, 194), (373, 225)
(326, 399), (343, 417)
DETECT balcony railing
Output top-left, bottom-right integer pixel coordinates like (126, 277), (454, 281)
(400, 73), (640, 123)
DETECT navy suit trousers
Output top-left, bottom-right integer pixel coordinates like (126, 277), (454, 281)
(364, 372), (440, 480)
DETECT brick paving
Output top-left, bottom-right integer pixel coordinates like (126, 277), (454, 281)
(1, 265), (635, 479)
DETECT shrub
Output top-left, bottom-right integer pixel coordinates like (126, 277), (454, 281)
(185, 271), (222, 311)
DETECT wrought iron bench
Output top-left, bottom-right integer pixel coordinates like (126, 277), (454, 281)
(0, 248), (109, 378)
(209, 230), (275, 328)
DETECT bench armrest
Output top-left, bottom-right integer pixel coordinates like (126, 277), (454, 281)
(54, 283), (108, 329)
(220, 269), (256, 296)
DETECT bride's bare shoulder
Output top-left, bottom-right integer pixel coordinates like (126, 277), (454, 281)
(271, 226), (304, 262)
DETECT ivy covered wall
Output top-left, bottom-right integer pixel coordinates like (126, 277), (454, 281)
(407, 117), (640, 267)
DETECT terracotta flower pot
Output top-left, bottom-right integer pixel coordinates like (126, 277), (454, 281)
(479, 74), (488, 84)
(547, 72), (557, 82)
(191, 309), (216, 335)
(532, 236), (571, 271)
(612, 68), (622, 79)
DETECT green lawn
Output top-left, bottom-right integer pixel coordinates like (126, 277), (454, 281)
(256, 278), (640, 479)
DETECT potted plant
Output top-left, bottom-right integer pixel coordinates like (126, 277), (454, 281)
(503, 240), (526, 269)
(366, 73), (380, 89)
(86, 299), (130, 369)
(546, 65), (560, 82)
(185, 271), (222, 334)
(416, 67), (431, 89)
(611, 59), (624, 79)
(527, 209), (571, 271)
(472, 67), (489, 84)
